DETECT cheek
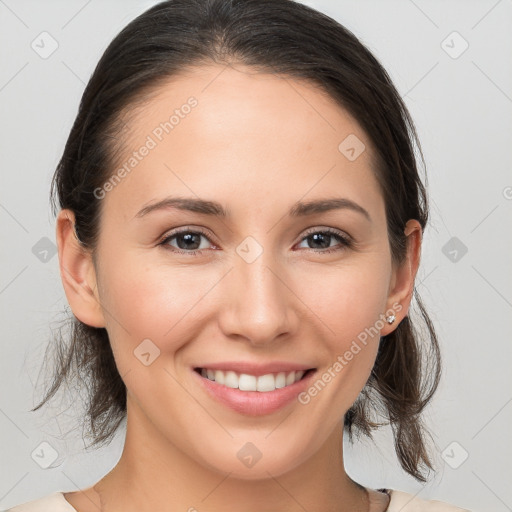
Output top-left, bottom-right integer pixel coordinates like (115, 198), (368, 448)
(96, 251), (204, 359)
(294, 258), (391, 343)
(295, 258), (390, 400)
(98, 245), (391, 373)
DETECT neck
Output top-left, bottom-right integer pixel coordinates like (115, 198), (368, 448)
(94, 395), (369, 512)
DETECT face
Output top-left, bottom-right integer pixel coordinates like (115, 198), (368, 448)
(60, 64), (416, 480)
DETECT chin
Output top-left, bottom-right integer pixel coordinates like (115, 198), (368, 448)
(197, 440), (307, 481)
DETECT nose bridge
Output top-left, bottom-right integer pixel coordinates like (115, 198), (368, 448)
(218, 240), (295, 345)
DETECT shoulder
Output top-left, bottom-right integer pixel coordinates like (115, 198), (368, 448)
(387, 489), (472, 511)
(1, 492), (76, 512)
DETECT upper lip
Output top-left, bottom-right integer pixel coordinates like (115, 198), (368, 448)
(193, 361), (316, 377)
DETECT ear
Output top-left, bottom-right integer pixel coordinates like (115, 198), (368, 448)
(56, 209), (106, 328)
(380, 219), (422, 336)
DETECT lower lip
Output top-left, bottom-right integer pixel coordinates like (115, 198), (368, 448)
(192, 368), (317, 416)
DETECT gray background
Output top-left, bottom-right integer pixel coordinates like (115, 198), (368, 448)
(1, 0), (511, 510)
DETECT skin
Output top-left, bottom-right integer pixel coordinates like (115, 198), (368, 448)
(57, 63), (422, 512)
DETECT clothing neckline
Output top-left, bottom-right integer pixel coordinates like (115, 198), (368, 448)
(55, 488), (393, 511)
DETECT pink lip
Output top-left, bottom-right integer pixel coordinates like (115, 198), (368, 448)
(192, 361), (315, 377)
(191, 366), (317, 416)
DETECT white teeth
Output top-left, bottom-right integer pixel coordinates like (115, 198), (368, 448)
(256, 373), (275, 392)
(199, 368), (308, 392)
(214, 370), (225, 385)
(224, 371), (238, 389)
(275, 372), (286, 388)
(239, 374), (257, 391)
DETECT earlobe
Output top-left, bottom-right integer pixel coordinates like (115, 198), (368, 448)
(380, 219), (422, 336)
(56, 209), (106, 328)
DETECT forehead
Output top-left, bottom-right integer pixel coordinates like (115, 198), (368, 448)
(103, 63), (383, 222)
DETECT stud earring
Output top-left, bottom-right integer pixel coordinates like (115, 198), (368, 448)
(386, 314), (396, 325)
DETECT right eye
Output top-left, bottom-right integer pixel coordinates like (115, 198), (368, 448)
(159, 228), (215, 256)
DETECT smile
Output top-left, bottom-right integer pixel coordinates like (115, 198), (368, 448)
(194, 368), (314, 392)
(192, 366), (318, 416)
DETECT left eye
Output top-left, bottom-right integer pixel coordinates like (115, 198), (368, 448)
(297, 229), (352, 253)
(159, 228), (352, 255)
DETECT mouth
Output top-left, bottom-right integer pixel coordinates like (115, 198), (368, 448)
(193, 367), (316, 393)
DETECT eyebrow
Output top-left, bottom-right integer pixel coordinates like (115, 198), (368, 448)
(135, 196), (371, 221)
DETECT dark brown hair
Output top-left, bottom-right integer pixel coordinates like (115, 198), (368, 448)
(33, 0), (441, 483)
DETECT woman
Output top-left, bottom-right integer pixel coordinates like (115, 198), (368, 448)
(5, 0), (473, 510)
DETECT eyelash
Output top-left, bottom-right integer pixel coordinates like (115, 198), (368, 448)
(158, 226), (353, 256)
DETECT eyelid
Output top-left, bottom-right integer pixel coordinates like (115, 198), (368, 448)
(158, 225), (216, 245)
(300, 226), (353, 243)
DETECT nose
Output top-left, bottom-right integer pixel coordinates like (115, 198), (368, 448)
(217, 249), (299, 347)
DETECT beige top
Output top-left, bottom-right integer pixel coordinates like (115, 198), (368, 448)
(3, 489), (472, 511)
